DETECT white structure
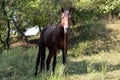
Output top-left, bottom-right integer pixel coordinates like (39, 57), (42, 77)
(24, 25), (39, 36)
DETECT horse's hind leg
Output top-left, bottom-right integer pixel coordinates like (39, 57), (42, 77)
(52, 48), (58, 73)
(35, 41), (45, 76)
(35, 45), (41, 76)
(52, 52), (57, 73)
(40, 45), (46, 72)
(62, 49), (67, 65)
(46, 49), (53, 71)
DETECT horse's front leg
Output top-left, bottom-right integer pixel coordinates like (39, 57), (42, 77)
(52, 48), (57, 73)
(35, 41), (45, 76)
(62, 48), (67, 65)
(46, 49), (53, 71)
(35, 48), (41, 77)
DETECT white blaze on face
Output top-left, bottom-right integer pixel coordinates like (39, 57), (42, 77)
(63, 11), (69, 33)
(64, 23), (69, 33)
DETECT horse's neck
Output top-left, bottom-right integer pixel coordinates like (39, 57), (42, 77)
(55, 23), (64, 35)
(55, 23), (69, 40)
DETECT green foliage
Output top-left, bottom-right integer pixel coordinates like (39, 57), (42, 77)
(70, 23), (110, 56)
(29, 0), (61, 27)
(1, 0), (120, 51)
(74, 0), (120, 23)
(0, 42), (4, 53)
(0, 0), (73, 50)
(98, 0), (120, 14)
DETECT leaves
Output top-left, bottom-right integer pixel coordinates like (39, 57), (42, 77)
(0, 0), (120, 51)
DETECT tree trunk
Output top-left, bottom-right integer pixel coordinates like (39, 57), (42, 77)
(2, 2), (10, 50)
(6, 18), (10, 50)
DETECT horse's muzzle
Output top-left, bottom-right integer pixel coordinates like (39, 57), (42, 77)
(64, 27), (70, 33)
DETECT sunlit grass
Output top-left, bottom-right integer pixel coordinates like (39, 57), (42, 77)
(0, 45), (120, 80)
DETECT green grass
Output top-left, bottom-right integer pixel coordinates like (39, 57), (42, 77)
(0, 21), (120, 80)
(0, 47), (120, 80)
(0, 47), (66, 80)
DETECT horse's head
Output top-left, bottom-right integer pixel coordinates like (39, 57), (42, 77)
(61, 8), (72, 33)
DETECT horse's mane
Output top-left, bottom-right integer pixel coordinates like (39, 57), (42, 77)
(55, 22), (63, 29)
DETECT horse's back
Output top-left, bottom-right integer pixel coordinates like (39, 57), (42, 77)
(41, 26), (56, 47)
(44, 26), (55, 34)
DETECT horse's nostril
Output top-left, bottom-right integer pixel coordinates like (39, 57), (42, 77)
(66, 27), (70, 31)
(65, 27), (68, 30)
(64, 27), (70, 33)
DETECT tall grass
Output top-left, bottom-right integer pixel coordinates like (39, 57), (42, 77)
(0, 47), (66, 80)
(0, 43), (120, 80)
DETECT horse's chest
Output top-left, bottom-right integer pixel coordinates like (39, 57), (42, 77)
(57, 38), (64, 48)
(57, 37), (69, 49)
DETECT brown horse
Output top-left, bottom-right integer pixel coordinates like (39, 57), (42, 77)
(35, 8), (72, 76)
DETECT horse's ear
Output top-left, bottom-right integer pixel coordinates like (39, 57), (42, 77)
(69, 7), (75, 14)
(61, 8), (64, 13)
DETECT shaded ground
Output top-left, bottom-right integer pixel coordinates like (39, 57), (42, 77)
(10, 38), (39, 48)
(67, 58), (120, 75)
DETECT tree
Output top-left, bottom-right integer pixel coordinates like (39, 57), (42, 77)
(0, 0), (11, 50)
